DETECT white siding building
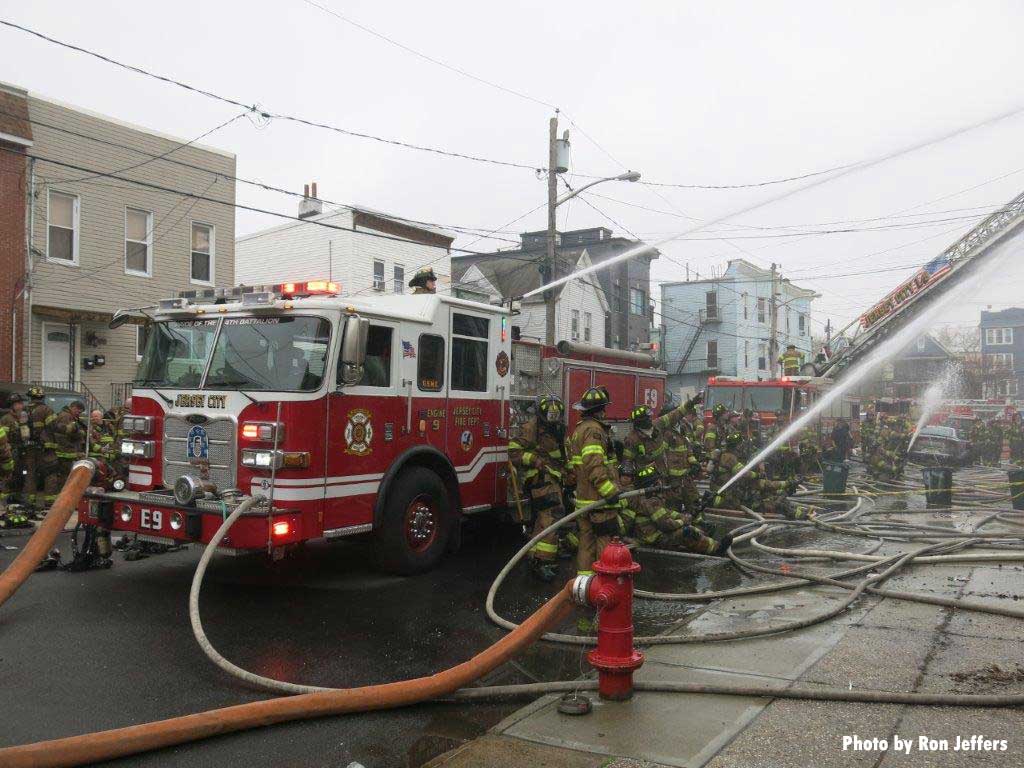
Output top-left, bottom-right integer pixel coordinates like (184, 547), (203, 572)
(236, 193), (454, 297)
(452, 250), (609, 345)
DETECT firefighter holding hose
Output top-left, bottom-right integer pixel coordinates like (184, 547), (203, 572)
(630, 463), (731, 555)
(25, 387), (56, 511)
(508, 395), (569, 583)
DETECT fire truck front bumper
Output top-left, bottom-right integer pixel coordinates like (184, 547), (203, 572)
(78, 488), (305, 551)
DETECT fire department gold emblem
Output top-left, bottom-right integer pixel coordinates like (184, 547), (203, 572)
(495, 350), (510, 378)
(344, 409), (373, 456)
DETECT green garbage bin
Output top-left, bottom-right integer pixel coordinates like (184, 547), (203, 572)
(822, 460), (849, 496)
(921, 467), (953, 508)
(1008, 469), (1024, 512)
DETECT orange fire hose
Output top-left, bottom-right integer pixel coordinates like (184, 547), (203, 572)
(0, 580), (574, 768)
(0, 460), (95, 608)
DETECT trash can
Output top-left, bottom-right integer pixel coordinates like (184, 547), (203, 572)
(921, 467), (953, 508)
(822, 460), (850, 496)
(1008, 469), (1024, 512)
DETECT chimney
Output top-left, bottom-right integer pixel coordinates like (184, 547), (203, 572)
(298, 180), (323, 219)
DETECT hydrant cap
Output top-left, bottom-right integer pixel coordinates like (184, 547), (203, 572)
(593, 537), (641, 576)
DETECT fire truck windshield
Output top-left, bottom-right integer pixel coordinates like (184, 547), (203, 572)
(136, 316), (332, 391)
(706, 385), (790, 415)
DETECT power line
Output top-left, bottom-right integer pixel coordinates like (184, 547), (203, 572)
(0, 18), (544, 174)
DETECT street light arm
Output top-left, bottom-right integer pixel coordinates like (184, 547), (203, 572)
(554, 171), (641, 208)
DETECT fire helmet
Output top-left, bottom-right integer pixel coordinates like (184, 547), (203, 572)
(538, 395), (564, 422)
(630, 404), (654, 429)
(574, 386), (610, 414)
(408, 267), (437, 289)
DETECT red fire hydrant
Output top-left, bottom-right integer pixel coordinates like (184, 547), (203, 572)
(571, 538), (644, 700)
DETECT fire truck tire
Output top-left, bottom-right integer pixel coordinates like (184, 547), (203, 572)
(374, 466), (452, 574)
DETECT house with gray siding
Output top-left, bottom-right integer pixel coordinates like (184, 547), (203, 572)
(979, 307), (1024, 398)
(661, 259), (816, 397)
(0, 81), (236, 409)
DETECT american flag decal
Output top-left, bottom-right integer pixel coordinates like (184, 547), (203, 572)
(402, 341), (416, 358)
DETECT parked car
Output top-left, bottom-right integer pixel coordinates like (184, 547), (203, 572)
(909, 425), (970, 466)
(0, 383), (91, 415)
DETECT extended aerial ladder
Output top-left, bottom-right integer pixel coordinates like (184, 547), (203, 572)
(816, 187), (1024, 379)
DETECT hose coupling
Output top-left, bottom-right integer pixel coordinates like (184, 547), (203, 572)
(571, 574), (595, 606)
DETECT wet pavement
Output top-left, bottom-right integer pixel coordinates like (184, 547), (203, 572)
(0, 515), (734, 768)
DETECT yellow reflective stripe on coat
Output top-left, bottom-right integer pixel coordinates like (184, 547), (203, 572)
(651, 507), (669, 521)
(521, 451), (535, 465)
(581, 444), (606, 458)
(597, 479), (617, 497)
(531, 541), (559, 554)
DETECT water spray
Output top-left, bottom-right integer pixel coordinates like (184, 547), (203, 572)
(907, 365), (963, 451)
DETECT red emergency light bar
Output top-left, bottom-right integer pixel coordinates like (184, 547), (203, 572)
(276, 280), (340, 298)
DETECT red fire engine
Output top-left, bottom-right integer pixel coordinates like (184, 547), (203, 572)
(703, 375), (858, 428)
(82, 282), (663, 573)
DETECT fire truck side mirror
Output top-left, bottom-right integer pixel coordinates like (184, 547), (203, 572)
(339, 315), (369, 386)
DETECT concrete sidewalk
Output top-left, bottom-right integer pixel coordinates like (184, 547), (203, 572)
(428, 516), (1024, 767)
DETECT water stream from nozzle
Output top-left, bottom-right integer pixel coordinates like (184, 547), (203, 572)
(907, 365), (962, 452)
(716, 238), (1021, 496)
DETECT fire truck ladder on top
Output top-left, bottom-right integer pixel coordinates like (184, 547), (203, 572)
(822, 186), (1024, 380)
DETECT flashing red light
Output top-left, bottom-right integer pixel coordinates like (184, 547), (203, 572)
(276, 280), (340, 298)
(272, 520), (291, 537)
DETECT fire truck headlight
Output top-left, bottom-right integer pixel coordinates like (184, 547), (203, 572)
(120, 440), (155, 458)
(122, 416), (153, 435)
(119, 505), (134, 523)
(112, 478), (126, 491)
(241, 449), (281, 469)
(170, 512), (184, 531)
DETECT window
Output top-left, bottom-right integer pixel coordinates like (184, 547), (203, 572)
(571, 310), (580, 340)
(706, 340), (718, 369)
(190, 222), (214, 284)
(48, 190), (79, 263)
(1008, 380), (1019, 397)
(630, 288), (646, 316)
(205, 316), (332, 391)
(757, 297), (766, 324)
(916, 337), (927, 352)
(785, 307), (791, 333)
(373, 260), (385, 291)
(451, 313), (489, 392)
(125, 207), (152, 276)
(985, 327), (1014, 345)
(744, 340), (749, 368)
(705, 291), (718, 320)
(758, 342), (767, 370)
(393, 265), (404, 294)
(418, 334), (445, 391)
(352, 325), (393, 387)
(742, 293), (748, 320)
(614, 282), (626, 313)
(135, 324), (150, 361)
(798, 313), (806, 336)
(988, 353), (1014, 369)
(135, 319), (220, 388)
(584, 311), (592, 342)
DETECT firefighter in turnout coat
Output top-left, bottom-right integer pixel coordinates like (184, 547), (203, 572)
(25, 387), (57, 510)
(509, 395), (569, 582)
(630, 463), (731, 556)
(568, 386), (627, 578)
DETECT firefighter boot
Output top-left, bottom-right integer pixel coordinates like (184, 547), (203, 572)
(714, 534), (735, 557)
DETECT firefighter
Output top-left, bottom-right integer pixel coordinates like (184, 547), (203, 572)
(987, 419), (1004, 466)
(659, 401), (703, 511)
(508, 395), (568, 582)
(709, 431), (760, 510)
(43, 400), (86, 507)
(0, 394), (28, 504)
(0, 423), (28, 529)
(778, 343), (804, 376)
(631, 463), (731, 556)
(704, 402), (728, 461)
(798, 425), (821, 475)
(568, 386), (627, 579)
(25, 386), (56, 511)
(408, 267), (437, 295)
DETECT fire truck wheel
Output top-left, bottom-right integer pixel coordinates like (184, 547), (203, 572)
(374, 466), (452, 574)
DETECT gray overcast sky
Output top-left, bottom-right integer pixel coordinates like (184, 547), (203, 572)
(4, 0), (1024, 337)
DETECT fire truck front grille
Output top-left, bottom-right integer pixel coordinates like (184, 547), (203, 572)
(162, 415), (237, 492)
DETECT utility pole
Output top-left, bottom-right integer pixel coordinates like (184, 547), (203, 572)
(544, 115), (559, 346)
(769, 262), (779, 379)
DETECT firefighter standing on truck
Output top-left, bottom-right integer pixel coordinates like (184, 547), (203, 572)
(568, 387), (626, 576)
(778, 343), (804, 376)
(25, 387), (56, 510)
(44, 401), (86, 505)
(508, 395), (568, 583)
(408, 267), (437, 295)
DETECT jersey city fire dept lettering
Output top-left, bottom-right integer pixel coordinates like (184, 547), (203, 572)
(344, 409), (373, 456)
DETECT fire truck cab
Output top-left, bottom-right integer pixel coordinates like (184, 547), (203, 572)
(86, 282), (513, 574)
(704, 375), (857, 428)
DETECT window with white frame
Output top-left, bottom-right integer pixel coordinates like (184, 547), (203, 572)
(742, 293), (748, 320)
(125, 207), (152, 275)
(584, 311), (592, 342)
(985, 327), (1014, 346)
(758, 342), (767, 370)
(757, 297), (766, 324)
(705, 291), (718, 320)
(744, 340), (749, 368)
(988, 352), (1014, 369)
(706, 340), (718, 369)
(190, 222), (214, 283)
(372, 260), (385, 291)
(1009, 379), (1019, 397)
(798, 313), (806, 336)
(48, 190), (79, 263)
(630, 288), (646, 316)
(136, 324), (150, 361)
(393, 265), (404, 294)
(571, 309), (580, 340)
